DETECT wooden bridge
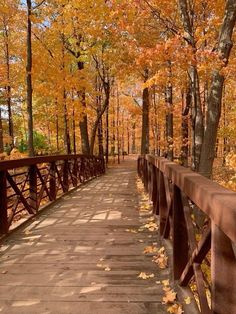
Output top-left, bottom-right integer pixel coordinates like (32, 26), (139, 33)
(0, 155), (235, 314)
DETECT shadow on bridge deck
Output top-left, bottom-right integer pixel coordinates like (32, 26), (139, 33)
(0, 157), (181, 314)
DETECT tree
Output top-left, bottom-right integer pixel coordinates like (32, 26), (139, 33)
(199, 0), (236, 177)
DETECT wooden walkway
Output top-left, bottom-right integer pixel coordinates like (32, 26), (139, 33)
(0, 158), (173, 314)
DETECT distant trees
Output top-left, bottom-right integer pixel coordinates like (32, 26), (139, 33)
(0, 0), (236, 186)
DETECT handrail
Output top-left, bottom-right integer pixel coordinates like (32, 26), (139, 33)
(138, 155), (236, 314)
(0, 154), (105, 234)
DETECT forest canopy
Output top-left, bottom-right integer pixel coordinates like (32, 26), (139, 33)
(0, 0), (236, 190)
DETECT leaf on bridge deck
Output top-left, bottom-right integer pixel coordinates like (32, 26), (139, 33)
(96, 263), (103, 268)
(125, 228), (138, 233)
(152, 246), (168, 269)
(162, 279), (170, 286)
(167, 304), (184, 314)
(184, 296), (191, 304)
(104, 267), (111, 271)
(137, 272), (155, 280)
(143, 245), (158, 254)
(143, 221), (158, 231)
(162, 287), (177, 304)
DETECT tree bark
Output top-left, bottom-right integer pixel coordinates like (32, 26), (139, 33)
(105, 105), (109, 164)
(189, 67), (204, 171)
(77, 61), (90, 155)
(72, 104), (76, 154)
(165, 83), (174, 161)
(3, 20), (14, 149)
(178, 0), (204, 170)
(141, 70), (150, 155)
(127, 121), (130, 155)
(199, 0), (236, 178)
(63, 90), (71, 155)
(0, 109), (4, 154)
(131, 118), (136, 154)
(180, 89), (191, 167)
(26, 0), (34, 156)
(90, 82), (110, 155)
(117, 88), (120, 164)
(79, 90), (90, 155)
(97, 90), (104, 158)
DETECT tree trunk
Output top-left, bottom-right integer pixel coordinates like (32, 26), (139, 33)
(77, 61), (90, 155)
(56, 113), (59, 152)
(3, 21), (14, 149)
(105, 106), (109, 164)
(78, 90), (90, 155)
(26, 0), (34, 156)
(117, 88), (120, 164)
(63, 90), (71, 155)
(121, 111), (125, 160)
(165, 83), (174, 161)
(127, 122), (130, 155)
(180, 89), (191, 167)
(189, 66), (204, 171)
(90, 82), (110, 155)
(141, 70), (150, 155)
(153, 88), (159, 155)
(178, 0), (204, 170)
(0, 109), (4, 154)
(131, 119), (136, 154)
(97, 92), (104, 158)
(72, 104), (76, 154)
(111, 96), (115, 159)
(199, 0), (236, 178)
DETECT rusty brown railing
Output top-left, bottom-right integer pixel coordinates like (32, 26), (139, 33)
(0, 154), (105, 235)
(138, 155), (236, 314)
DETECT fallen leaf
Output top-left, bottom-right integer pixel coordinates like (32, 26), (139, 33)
(162, 279), (170, 286)
(143, 245), (158, 254)
(162, 289), (177, 304)
(96, 264), (103, 268)
(167, 303), (184, 314)
(184, 296), (191, 304)
(152, 247), (168, 269)
(138, 272), (155, 279)
(125, 229), (138, 233)
(104, 267), (111, 271)
(143, 221), (158, 232)
(146, 216), (155, 222)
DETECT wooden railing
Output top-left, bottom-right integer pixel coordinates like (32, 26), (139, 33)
(138, 155), (236, 314)
(0, 154), (105, 235)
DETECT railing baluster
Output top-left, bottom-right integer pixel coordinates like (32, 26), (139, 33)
(72, 157), (78, 187)
(63, 160), (69, 192)
(159, 172), (168, 236)
(172, 184), (188, 280)
(49, 162), (56, 201)
(151, 164), (157, 214)
(0, 170), (8, 234)
(212, 223), (236, 314)
(29, 165), (38, 213)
